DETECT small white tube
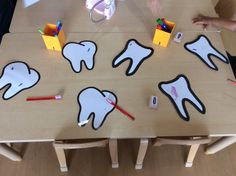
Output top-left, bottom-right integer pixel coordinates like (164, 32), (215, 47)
(149, 96), (158, 109)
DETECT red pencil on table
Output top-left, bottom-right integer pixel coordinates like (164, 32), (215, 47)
(26, 95), (62, 101)
(106, 98), (135, 121)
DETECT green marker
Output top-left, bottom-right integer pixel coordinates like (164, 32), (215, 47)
(156, 18), (163, 25)
(38, 28), (44, 35)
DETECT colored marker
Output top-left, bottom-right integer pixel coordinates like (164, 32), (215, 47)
(106, 98), (135, 121)
(156, 18), (170, 32)
(26, 95), (62, 101)
(57, 24), (62, 33)
(38, 28), (44, 35)
(157, 25), (163, 30)
(56, 20), (62, 33)
(161, 18), (167, 24)
(162, 24), (170, 32)
(56, 20), (62, 28)
(156, 18), (163, 25)
(162, 18), (172, 33)
(156, 18), (167, 28)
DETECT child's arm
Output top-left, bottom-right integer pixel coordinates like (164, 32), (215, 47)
(192, 15), (236, 32)
(147, 0), (161, 16)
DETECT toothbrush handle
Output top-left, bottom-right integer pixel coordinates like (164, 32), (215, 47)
(111, 102), (135, 121)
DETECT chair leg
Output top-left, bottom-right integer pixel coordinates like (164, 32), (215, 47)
(205, 136), (236, 154)
(109, 139), (119, 168)
(53, 146), (68, 172)
(185, 144), (200, 167)
(0, 144), (22, 161)
(135, 138), (149, 170)
(6, 143), (12, 147)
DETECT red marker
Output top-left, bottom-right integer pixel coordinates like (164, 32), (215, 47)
(157, 25), (163, 30)
(26, 95), (62, 101)
(106, 98), (135, 121)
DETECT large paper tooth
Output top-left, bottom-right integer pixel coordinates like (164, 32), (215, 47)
(158, 75), (206, 121)
(112, 39), (154, 76)
(62, 41), (97, 73)
(77, 87), (117, 130)
(0, 61), (40, 100)
(184, 35), (229, 70)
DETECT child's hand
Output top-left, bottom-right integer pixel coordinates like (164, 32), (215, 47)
(192, 15), (213, 30)
(147, 0), (161, 17)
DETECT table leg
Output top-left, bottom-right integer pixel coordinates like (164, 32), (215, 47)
(109, 139), (119, 168)
(0, 143), (22, 161)
(205, 136), (236, 154)
(135, 138), (149, 170)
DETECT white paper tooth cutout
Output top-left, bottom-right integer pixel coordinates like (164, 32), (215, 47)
(77, 87), (117, 130)
(184, 35), (229, 70)
(62, 41), (97, 73)
(0, 61), (40, 100)
(158, 75), (206, 121)
(112, 39), (154, 76)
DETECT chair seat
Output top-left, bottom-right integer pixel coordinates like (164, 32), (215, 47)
(135, 137), (211, 169)
(53, 138), (119, 172)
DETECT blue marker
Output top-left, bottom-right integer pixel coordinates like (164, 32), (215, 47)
(161, 22), (168, 31)
(57, 23), (62, 33)
(56, 20), (62, 28)
(56, 20), (62, 33)
(161, 23), (170, 32)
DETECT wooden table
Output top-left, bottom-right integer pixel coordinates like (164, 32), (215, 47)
(0, 31), (235, 142)
(10, 0), (219, 33)
(2, 0), (236, 161)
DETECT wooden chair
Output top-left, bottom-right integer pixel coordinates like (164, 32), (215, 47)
(0, 143), (22, 161)
(135, 137), (211, 169)
(53, 139), (119, 172)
